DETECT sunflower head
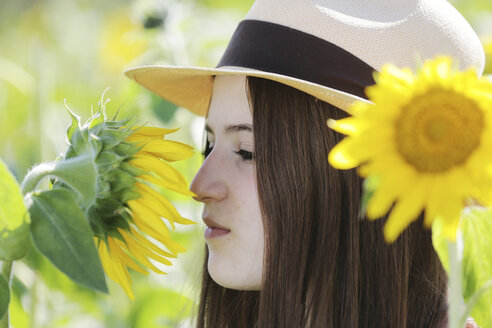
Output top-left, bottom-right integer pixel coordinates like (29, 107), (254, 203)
(328, 56), (492, 242)
(49, 95), (196, 299)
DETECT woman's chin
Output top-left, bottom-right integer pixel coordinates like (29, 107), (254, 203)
(207, 256), (262, 291)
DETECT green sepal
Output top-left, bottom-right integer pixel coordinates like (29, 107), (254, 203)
(106, 227), (125, 242)
(85, 206), (106, 240)
(0, 273), (9, 321)
(103, 118), (131, 129)
(96, 178), (111, 199)
(64, 100), (81, 142)
(114, 142), (141, 157)
(112, 187), (140, 204)
(105, 215), (131, 234)
(95, 151), (125, 175)
(119, 161), (146, 177)
(66, 128), (91, 158)
(86, 110), (105, 130)
(84, 89), (111, 130)
(94, 198), (124, 218)
(86, 204), (130, 240)
(97, 128), (132, 151)
(26, 188), (108, 293)
(102, 168), (137, 193)
(0, 159), (30, 261)
(88, 132), (103, 156)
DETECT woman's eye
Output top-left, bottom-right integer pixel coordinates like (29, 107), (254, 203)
(202, 139), (214, 159)
(202, 145), (213, 159)
(234, 149), (254, 161)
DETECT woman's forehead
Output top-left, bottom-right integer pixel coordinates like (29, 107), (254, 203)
(207, 75), (252, 130)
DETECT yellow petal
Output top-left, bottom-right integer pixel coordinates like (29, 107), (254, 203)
(441, 216), (461, 241)
(136, 183), (194, 226)
(140, 140), (194, 161)
(383, 178), (428, 243)
(172, 216), (196, 225)
(366, 185), (396, 220)
(366, 168), (415, 219)
(327, 117), (365, 136)
(128, 226), (177, 259)
(130, 126), (180, 137)
(328, 138), (363, 169)
(129, 217), (185, 255)
(98, 240), (135, 300)
(434, 186), (464, 241)
(121, 233), (170, 273)
(130, 155), (188, 189)
(107, 236), (148, 275)
(128, 200), (171, 237)
(136, 182), (196, 228)
(126, 234), (173, 266)
(139, 174), (196, 197)
(424, 182), (441, 227)
(136, 192), (176, 229)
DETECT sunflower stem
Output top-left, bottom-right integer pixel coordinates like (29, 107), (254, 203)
(21, 155), (97, 209)
(0, 261), (14, 328)
(447, 238), (465, 328)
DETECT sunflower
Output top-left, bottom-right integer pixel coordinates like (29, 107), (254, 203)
(328, 56), (492, 243)
(95, 126), (196, 300)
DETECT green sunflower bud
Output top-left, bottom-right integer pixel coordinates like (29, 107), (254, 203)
(21, 92), (196, 298)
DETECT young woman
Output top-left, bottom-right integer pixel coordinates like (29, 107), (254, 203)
(126, 0), (485, 326)
(191, 74), (447, 327)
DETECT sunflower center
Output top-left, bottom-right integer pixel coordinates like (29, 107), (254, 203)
(395, 90), (483, 172)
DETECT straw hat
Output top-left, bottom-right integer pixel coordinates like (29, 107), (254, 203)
(125, 0), (485, 116)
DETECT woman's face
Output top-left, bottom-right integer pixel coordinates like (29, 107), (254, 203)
(190, 75), (264, 290)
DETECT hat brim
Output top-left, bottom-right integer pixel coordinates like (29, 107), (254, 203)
(124, 65), (370, 117)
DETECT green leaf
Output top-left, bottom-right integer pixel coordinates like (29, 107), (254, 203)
(0, 159), (30, 260)
(0, 273), (9, 320)
(0, 224), (30, 262)
(432, 207), (492, 327)
(460, 207), (492, 327)
(26, 188), (108, 293)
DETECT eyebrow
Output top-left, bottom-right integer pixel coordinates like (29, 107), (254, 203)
(205, 123), (253, 134)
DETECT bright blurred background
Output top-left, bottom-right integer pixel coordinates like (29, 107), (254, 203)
(0, 0), (490, 327)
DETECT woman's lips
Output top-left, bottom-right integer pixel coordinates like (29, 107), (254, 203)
(204, 227), (230, 239)
(203, 217), (231, 239)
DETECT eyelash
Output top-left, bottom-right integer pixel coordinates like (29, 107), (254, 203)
(202, 146), (254, 161)
(234, 149), (254, 161)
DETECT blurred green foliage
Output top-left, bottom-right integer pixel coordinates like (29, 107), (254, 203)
(0, 0), (489, 327)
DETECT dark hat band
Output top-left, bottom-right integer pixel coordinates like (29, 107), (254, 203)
(216, 19), (376, 99)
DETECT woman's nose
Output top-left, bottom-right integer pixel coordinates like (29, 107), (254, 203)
(190, 152), (227, 203)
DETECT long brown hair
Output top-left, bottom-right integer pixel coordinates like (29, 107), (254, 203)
(196, 76), (448, 327)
